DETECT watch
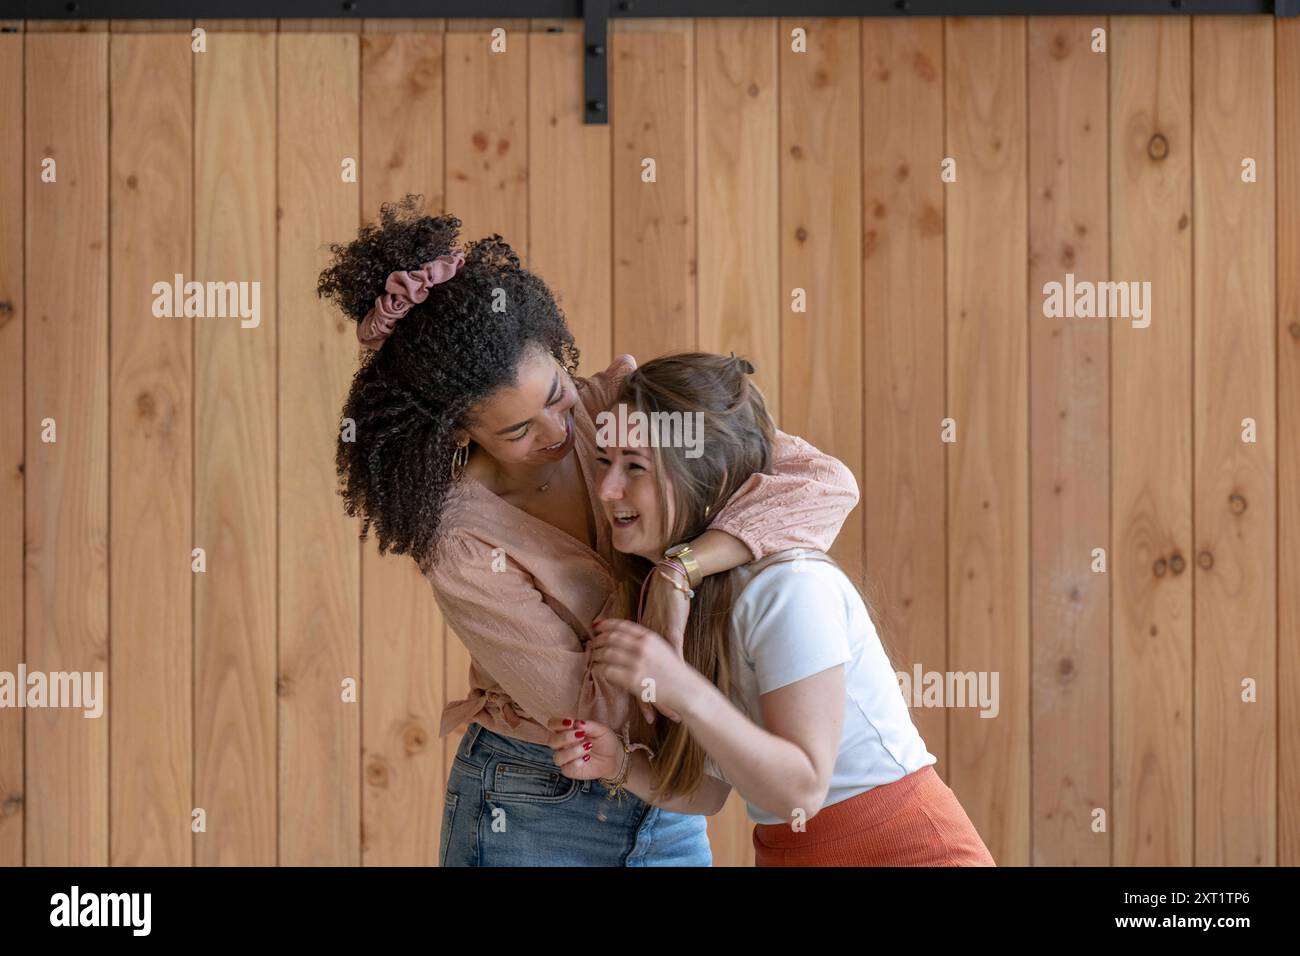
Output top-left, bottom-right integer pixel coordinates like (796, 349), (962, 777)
(663, 542), (703, 589)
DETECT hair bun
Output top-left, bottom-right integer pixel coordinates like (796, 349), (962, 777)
(728, 352), (756, 376)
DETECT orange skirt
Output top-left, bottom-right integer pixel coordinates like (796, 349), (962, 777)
(752, 765), (995, 867)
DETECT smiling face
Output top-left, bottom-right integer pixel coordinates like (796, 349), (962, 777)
(464, 345), (579, 466)
(595, 424), (675, 562)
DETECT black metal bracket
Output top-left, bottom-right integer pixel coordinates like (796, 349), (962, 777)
(585, 0), (608, 124)
(1, 1), (1296, 125)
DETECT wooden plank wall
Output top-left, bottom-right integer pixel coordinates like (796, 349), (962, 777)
(0, 15), (1295, 868)
(1110, 16), (1194, 867)
(945, 17), (1030, 866)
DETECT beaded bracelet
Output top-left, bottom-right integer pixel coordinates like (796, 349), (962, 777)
(596, 725), (657, 822)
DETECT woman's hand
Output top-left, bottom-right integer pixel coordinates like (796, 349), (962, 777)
(546, 717), (622, 780)
(592, 618), (695, 718)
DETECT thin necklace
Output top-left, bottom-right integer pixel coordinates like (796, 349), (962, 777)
(480, 450), (564, 495)
(535, 456), (565, 493)
(537, 418), (574, 491)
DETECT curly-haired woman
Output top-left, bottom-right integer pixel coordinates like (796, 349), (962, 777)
(317, 195), (860, 866)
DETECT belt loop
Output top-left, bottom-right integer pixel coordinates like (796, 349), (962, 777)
(466, 721), (484, 751)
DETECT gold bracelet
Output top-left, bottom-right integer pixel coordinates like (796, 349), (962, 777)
(599, 726), (656, 800)
(663, 543), (703, 588)
(600, 749), (632, 798)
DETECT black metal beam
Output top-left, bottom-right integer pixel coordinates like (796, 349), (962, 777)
(2, 0), (1292, 128)
(0, 0), (1289, 18)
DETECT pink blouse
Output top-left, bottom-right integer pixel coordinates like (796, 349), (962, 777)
(428, 356), (860, 746)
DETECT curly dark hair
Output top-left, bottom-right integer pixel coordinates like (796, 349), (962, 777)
(317, 194), (579, 574)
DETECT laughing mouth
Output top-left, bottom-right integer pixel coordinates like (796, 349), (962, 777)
(611, 509), (639, 528)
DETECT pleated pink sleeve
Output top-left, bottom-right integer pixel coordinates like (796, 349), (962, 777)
(707, 428), (861, 561)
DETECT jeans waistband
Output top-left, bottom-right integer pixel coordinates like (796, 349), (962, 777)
(460, 722), (658, 822)
(463, 721), (559, 764)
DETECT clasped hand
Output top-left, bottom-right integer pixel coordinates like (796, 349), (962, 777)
(591, 617), (689, 724)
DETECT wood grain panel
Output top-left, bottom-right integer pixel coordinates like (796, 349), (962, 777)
(278, 31), (362, 866)
(193, 32), (278, 866)
(362, 20), (446, 34)
(443, 31), (529, 254)
(1191, 15), (1276, 866)
(447, 21), (528, 35)
(24, 32), (110, 866)
(0, 30), (24, 868)
(280, 20), (357, 33)
(1278, 14), (1300, 869)
(528, 31), (612, 378)
(861, 17), (948, 781)
(697, 19), (778, 417)
(1027, 17), (1110, 867)
(109, 21), (191, 33)
(611, 29), (694, 360)
(26, 21), (107, 33)
(944, 15), (1029, 867)
(778, 18), (863, 585)
(197, 21), (278, 33)
(1110, 15), (1194, 868)
(108, 32), (194, 866)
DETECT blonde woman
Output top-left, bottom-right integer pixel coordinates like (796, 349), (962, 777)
(549, 353), (994, 867)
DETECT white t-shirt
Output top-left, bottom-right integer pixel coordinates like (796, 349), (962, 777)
(702, 549), (936, 825)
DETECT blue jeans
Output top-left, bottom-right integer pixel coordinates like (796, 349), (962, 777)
(439, 722), (712, 866)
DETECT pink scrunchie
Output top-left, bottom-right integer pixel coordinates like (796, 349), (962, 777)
(356, 250), (466, 350)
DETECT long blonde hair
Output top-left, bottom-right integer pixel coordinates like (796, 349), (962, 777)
(609, 353), (786, 802)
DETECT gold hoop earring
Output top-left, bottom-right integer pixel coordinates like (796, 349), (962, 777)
(450, 442), (469, 480)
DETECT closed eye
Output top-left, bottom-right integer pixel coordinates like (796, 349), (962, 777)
(497, 371), (562, 441)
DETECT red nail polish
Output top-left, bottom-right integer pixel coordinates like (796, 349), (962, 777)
(575, 731), (585, 738)
(582, 754), (591, 762)
(583, 741), (592, 750)
(562, 719), (572, 727)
